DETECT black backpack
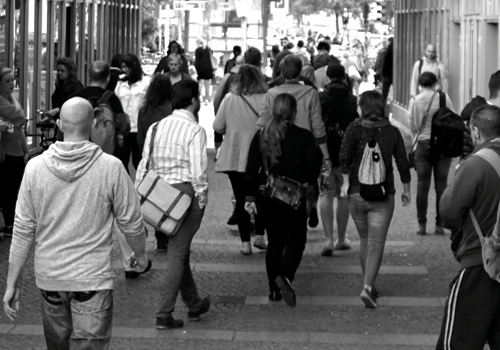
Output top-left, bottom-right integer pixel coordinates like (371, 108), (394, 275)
(430, 92), (465, 157)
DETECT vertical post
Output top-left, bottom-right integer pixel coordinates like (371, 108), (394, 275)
(262, 0), (269, 68)
(184, 11), (190, 52)
(241, 16), (248, 51)
(164, 5), (170, 47)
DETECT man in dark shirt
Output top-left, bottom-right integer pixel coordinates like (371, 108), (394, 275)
(70, 60), (124, 115)
(224, 45), (242, 75)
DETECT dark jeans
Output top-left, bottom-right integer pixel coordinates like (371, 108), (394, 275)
(0, 155), (25, 227)
(263, 198), (307, 292)
(156, 184), (205, 318)
(40, 289), (113, 350)
(348, 193), (395, 288)
(114, 132), (141, 173)
(414, 141), (452, 227)
(227, 171), (263, 242)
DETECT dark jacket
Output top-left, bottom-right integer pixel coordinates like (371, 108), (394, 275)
(245, 125), (322, 201)
(382, 43), (393, 79)
(440, 141), (500, 269)
(51, 80), (84, 115)
(340, 118), (411, 195)
(195, 46), (214, 80)
(69, 86), (124, 115)
(319, 79), (358, 167)
(461, 96), (488, 158)
(137, 102), (173, 154)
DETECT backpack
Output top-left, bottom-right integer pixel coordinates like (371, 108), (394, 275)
(430, 92), (465, 158)
(469, 148), (500, 283)
(358, 130), (387, 201)
(89, 91), (118, 155)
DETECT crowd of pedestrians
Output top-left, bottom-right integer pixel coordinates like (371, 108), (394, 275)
(1, 33), (500, 350)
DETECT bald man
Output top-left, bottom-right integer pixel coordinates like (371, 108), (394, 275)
(3, 97), (149, 349)
(410, 43), (448, 98)
(70, 60), (126, 126)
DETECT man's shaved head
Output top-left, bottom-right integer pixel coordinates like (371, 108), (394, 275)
(471, 105), (500, 142)
(58, 97), (95, 138)
(89, 61), (110, 83)
(235, 55), (244, 66)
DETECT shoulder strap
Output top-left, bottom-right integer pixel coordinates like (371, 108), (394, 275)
(412, 91), (438, 151)
(100, 90), (114, 104)
(145, 122), (159, 171)
(439, 91), (446, 108)
(259, 130), (269, 176)
(419, 59), (423, 75)
(240, 94), (259, 117)
(469, 148), (500, 243)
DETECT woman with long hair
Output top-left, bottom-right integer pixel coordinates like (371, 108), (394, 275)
(408, 72), (455, 235)
(48, 57), (84, 138)
(213, 64), (269, 255)
(0, 67), (30, 237)
(340, 90), (411, 309)
(245, 93), (321, 307)
(115, 53), (151, 172)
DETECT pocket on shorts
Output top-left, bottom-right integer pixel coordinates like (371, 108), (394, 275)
(70, 290), (112, 313)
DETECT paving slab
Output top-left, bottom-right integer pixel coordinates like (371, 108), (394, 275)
(112, 327), (160, 338)
(188, 239), (415, 247)
(234, 331), (310, 342)
(244, 296), (444, 307)
(9, 324), (44, 335)
(158, 329), (235, 341)
(112, 262), (428, 275)
(0, 323), (15, 333)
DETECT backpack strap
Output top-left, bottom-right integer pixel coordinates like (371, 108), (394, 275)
(439, 91), (446, 108)
(412, 91), (438, 151)
(418, 59), (423, 75)
(469, 148), (500, 243)
(99, 90), (114, 104)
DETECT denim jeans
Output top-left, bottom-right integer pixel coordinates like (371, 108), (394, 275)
(263, 198), (308, 292)
(156, 184), (204, 319)
(414, 140), (452, 226)
(348, 193), (395, 288)
(40, 289), (113, 350)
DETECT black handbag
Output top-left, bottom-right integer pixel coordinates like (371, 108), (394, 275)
(260, 134), (305, 210)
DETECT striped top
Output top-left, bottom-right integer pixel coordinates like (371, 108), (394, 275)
(135, 109), (208, 204)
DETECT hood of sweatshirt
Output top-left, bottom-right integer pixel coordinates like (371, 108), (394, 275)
(268, 82), (315, 101)
(43, 141), (103, 182)
(322, 79), (351, 100)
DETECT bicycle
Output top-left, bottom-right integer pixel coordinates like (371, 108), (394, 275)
(25, 110), (58, 153)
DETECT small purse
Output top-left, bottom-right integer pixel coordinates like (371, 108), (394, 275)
(136, 123), (192, 236)
(260, 133), (305, 210)
(409, 91), (438, 168)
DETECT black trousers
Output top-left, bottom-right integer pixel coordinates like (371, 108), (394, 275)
(114, 132), (141, 173)
(227, 171), (263, 242)
(0, 155), (25, 227)
(214, 132), (223, 144)
(382, 76), (393, 102)
(436, 265), (500, 350)
(263, 198), (307, 292)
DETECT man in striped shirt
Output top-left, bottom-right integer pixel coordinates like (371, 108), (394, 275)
(135, 79), (209, 329)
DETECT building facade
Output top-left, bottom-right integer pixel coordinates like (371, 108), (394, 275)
(1, 0), (141, 152)
(392, 0), (500, 114)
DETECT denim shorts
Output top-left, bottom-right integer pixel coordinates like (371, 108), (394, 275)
(319, 167), (344, 197)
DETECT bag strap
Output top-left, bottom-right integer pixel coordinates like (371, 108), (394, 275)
(259, 130), (269, 176)
(99, 90), (114, 104)
(469, 148), (500, 244)
(240, 94), (259, 118)
(145, 122), (159, 171)
(418, 59), (423, 75)
(439, 91), (446, 108)
(412, 91), (438, 151)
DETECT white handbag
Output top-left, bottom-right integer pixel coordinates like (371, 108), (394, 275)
(136, 122), (192, 236)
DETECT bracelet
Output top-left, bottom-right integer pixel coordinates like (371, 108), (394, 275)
(324, 157), (330, 161)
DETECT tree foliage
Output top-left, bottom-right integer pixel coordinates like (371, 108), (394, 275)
(142, 0), (160, 50)
(290, 0), (373, 24)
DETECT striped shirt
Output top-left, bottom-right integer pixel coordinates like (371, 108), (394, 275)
(135, 109), (208, 203)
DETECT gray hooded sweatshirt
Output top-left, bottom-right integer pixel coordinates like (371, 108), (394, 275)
(9, 141), (146, 291)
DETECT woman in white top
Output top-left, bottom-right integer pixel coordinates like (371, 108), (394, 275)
(408, 72), (455, 236)
(213, 64), (269, 255)
(115, 53), (151, 172)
